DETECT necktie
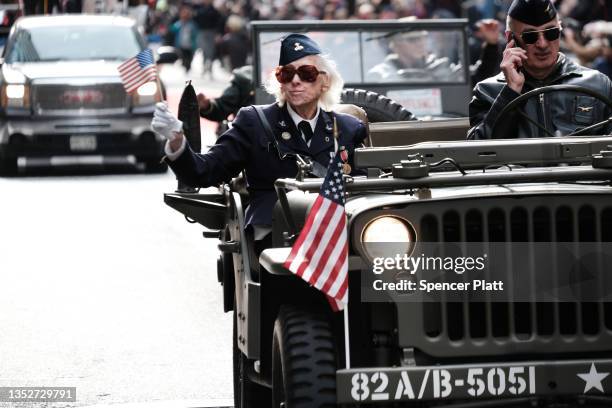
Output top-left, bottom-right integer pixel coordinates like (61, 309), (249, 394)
(298, 121), (314, 144)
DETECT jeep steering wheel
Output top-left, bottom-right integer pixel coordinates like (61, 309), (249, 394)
(490, 84), (612, 138)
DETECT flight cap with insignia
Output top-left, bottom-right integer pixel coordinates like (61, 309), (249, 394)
(508, 0), (557, 27)
(279, 33), (322, 66)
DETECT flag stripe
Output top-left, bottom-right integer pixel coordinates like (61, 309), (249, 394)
(297, 200), (339, 281)
(123, 68), (157, 88)
(326, 253), (348, 297)
(307, 207), (345, 286)
(121, 69), (157, 91)
(283, 195), (325, 267)
(317, 218), (347, 293)
(287, 198), (331, 274)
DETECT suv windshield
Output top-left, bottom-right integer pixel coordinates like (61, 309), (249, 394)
(5, 25), (142, 63)
(258, 28), (466, 85)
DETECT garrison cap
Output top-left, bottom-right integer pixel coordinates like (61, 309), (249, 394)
(279, 33), (322, 66)
(508, 0), (557, 26)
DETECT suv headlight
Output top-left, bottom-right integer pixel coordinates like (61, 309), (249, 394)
(361, 215), (417, 260)
(133, 81), (161, 106)
(1, 83), (30, 108)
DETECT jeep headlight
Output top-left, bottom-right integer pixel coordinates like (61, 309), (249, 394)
(2, 84), (30, 108)
(361, 216), (416, 260)
(133, 81), (161, 106)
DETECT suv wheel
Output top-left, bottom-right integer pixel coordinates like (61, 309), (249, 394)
(272, 305), (337, 408)
(0, 153), (17, 176)
(341, 88), (415, 122)
(142, 158), (168, 173)
(233, 307), (270, 407)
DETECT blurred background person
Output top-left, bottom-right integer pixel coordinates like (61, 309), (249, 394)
(194, 0), (223, 78)
(169, 4), (198, 73)
(218, 14), (250, 71)
(367, 29), (458, 82)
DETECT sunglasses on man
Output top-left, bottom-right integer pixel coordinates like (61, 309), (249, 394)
(275, 64), (326, 83)
(514, 26), (561, 45)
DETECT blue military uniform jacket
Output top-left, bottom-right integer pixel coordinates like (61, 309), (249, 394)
(168, 102), (368, 227)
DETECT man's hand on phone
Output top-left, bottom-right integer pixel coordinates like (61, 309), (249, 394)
(500, 39), (527, 93)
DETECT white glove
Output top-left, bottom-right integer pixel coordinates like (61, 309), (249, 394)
(151, 102), (183, 142)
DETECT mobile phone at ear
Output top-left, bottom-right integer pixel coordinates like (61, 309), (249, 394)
(505, 32), (524, 72)
(506, 32), (518, 46)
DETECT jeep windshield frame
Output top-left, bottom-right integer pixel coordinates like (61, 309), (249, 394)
(251, 19), (471, 117)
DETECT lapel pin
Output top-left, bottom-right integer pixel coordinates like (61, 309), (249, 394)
(324, 136), (330, 142)
(281, 131), (291, 140)
(279, 120), (286, 127)
(340, 147), (350, 174)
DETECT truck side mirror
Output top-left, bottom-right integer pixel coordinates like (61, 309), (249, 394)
(156, 46), (179, 64)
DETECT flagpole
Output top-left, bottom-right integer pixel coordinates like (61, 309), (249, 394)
(344, 305), (350, 369)
(155, 64), (165, 102)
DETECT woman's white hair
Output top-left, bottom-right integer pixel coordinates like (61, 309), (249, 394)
(263, 54), (344, 111)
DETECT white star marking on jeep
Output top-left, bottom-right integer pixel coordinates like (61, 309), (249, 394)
(577, 363), (609, 393)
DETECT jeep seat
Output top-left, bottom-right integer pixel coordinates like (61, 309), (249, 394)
(368, 117), (470, 147)
(334, 103), (371, 146)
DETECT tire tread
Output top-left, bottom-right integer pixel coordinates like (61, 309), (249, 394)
(273, 305), (337, 408)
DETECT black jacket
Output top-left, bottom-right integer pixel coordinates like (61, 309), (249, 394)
(199, 65), (253, 122)
(468, 54), (612, 139)
(169, 103), (367, 227)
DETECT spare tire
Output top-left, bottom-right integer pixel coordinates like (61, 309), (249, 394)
(341, 88), (415, 122)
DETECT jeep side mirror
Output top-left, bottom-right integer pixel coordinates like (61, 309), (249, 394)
(156, 46), (179, 65)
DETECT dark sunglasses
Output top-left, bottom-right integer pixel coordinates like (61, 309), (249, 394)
(275, 64), (326, 83)
(517, 26), (561, 45)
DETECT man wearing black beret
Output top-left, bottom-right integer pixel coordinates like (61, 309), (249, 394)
(151, 33), (367, 244)
(468, 0), (612, 139)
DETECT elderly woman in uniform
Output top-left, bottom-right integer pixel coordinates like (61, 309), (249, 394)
(151, 33), (367, 246)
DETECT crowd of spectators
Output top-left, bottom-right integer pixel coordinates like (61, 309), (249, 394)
(144, 0), (612, 80)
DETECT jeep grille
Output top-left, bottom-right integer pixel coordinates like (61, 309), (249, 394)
(392, 194), (612, 358)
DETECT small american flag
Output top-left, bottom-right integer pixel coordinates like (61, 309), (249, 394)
(117, 49), (157, 94)
(284, 151), (349, 311)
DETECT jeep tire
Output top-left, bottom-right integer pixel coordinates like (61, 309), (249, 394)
(233, 306), (270, 407)
(341, 88), (415, 122)
(272, 305), (337, 408)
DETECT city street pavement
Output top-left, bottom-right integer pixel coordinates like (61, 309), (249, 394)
(0, 56), (236, 408)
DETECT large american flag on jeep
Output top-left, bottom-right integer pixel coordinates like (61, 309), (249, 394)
(283, 151), (349, 311)
(117, 48), (157, 93)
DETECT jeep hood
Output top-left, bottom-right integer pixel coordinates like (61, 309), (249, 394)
(345, 183), (612, 219)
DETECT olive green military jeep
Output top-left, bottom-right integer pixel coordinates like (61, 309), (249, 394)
(165, 76), (612, 407)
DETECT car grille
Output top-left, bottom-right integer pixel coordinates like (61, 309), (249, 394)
(32, 83), (128, 114)
(391, 194), (612, 358)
